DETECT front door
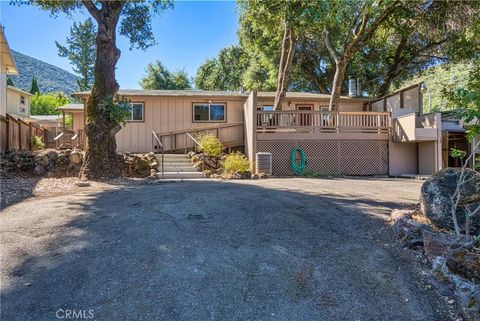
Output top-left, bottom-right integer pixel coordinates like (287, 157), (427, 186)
(296, 104), (313, 126)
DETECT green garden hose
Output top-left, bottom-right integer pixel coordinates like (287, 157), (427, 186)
(290, 147), (307, 175)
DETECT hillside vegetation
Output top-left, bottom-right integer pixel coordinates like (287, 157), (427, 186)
(395, 63), (472, 113)
(9, 50), (79, 94)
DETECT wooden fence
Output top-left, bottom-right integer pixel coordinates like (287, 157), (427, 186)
(0, 114), (46, 153)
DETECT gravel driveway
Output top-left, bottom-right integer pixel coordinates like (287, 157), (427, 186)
(1, 178), (454, 320)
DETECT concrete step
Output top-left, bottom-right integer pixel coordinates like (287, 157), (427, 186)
(158, 171), (204, 179)
(162, 166), (198, 172)
(160, 160), (193, 166)
(155, 154), (189, 160)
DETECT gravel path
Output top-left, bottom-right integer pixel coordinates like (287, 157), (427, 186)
(1, 178), (456, 320)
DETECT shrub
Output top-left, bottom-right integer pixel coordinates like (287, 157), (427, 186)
(32, 135), (44, 150)
(222, 152), (250, 174)
(197, 134), (224, 157)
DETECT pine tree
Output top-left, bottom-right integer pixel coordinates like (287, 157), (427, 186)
(30, 76), (40, 94)
(6, 77), (14, 86)
(56, 18), (97, 91)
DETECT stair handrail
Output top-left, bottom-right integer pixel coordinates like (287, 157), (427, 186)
(152, 131), (164, 179)
(185, 132), (204, 154)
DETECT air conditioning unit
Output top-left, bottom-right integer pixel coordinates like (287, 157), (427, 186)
(256, 152), (272, 175)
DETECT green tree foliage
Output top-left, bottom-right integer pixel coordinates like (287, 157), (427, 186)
(219, 0), (480, 103)
(140, 60), (191, 90)
(397, 63), (472, 113)
(30, 92), (69, 115)
(56, 18), (96, 91)
(6, 77), (14, 86)
(18, 0), (173, 179)
(30, 76), (40, 94)
(194, 46), (246, 91)
(443, 61), (480, 140)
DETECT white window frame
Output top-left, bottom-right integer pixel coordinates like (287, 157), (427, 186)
(128, 102), (144, 122)
(192, 103), (226, 123)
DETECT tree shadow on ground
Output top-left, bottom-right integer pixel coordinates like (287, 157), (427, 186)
(0, 180), (452, 321)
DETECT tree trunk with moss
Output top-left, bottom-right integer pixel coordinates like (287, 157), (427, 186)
(79, 2), (124, 180)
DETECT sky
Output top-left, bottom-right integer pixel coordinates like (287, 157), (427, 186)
(0, 1), (239, 89)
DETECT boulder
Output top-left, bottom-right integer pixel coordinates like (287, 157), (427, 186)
(46, 150), (58, 161)
(203, 170), (212, 178)
(259, 173), (268, 179)
(432, 257), (480, 321)
(420, 168), (480, 234)
(445, 247), (480, 283)
(69, 150), (83, 164)
(33, 164), (45, 175)
(187, 151), (196, 158)
(34, 154), (49, 167)
(423, 230), (475, 262)
(392, 216), (430, 248)
(251, 173), (259, 180)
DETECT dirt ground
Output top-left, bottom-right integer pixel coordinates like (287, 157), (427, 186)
(0, 177), (460, 320)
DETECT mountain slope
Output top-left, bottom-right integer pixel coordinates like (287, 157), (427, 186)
(9, 50), (79, 94)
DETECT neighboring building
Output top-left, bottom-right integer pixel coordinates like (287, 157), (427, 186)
(66, 86), (447, 177)
(29, 115), (62, 128)
(6, 85), (32, 117)
(1, 24), (18, 117)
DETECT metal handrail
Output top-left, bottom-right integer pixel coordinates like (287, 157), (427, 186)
(152, 131), (164, 179)
(185, 132), (204, 154)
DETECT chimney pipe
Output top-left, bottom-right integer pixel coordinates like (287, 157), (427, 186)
(348, 75), (357, 97)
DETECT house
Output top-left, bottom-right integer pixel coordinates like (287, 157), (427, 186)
(0, 24), (18, 117)
(6, 85), (32, 117)
(65, 85), (446, 177)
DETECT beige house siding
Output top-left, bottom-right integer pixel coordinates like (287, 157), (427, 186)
(257, 98), (365, 112)
(7, 87), (31, 117)
(0, 74), (6, 116)
(115, 95), (246, 153)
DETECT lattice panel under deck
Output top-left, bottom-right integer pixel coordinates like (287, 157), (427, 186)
(256, 140), (389, 176)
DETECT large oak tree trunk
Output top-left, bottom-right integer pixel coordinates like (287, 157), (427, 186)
(273, 22), (295, 110)
(79, 3), (124, 180)
(329, 59), (347, 111)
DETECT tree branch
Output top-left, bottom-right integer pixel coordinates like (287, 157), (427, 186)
(323, 29), (338, 63)
(82, 0), (100, 22)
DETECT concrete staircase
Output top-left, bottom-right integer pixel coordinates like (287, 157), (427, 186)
(156, 154), (204, 179)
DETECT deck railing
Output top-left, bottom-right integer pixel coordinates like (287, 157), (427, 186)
(257, 111), (391, 133)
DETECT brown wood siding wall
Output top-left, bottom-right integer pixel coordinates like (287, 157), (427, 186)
(115, 96), (246, 153)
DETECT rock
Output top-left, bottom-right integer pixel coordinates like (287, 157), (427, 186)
(46, 150), (58, 161)
(392, 216), (430, 248)
(33, 164), (45, 175)
(252, 174), (259, 179)
(150, 169), (157, 177)
(187, 151), (195, 158)
(445, 247), (480, 283)
(75, 182), (91, 187)
(259, 173), (268, 179)
(69, 151), (83, 164)
(423, 231), (475, 262)
(34, 154), (49, 167)
(149, 161), (158, 169)
(390, 209), (414, 222)
(420, 168), (480, 234)
(203, 170), (212, 178)
(432, 257), (480, 321)
(238, 171), (251, 179)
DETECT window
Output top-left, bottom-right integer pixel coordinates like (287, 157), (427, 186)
(193, 103), (226, 122)
(20, 96), (25, 105)
(129, 103), (144, 121)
